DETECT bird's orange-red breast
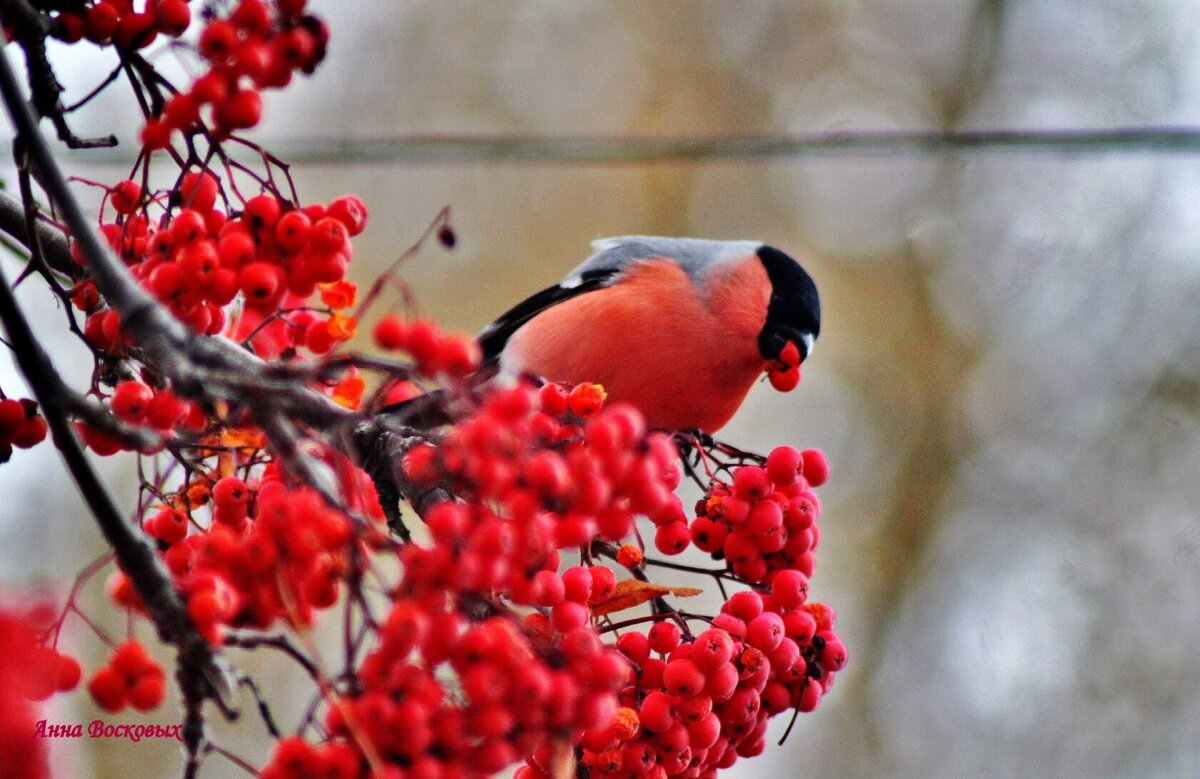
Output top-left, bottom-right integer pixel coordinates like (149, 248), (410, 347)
(477, 237), (821, 434)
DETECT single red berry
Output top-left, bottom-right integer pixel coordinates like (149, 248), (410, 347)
(220, 89), (263, 130)
(567, 383), (606, 418)
(663, 658), (705, 697)
(84, 2), (120, 43)
(170, 209), (208, 245)
(372, 315), (410, 351)
(111, 381), (154, 423)
(647, 621), (681, 654)
(243, 194), (282, 231)
(110, 180), (142, 215)
(55, 654), (83, 692)
(198, 19), (238, 63)
(217, 230), (255, 268)
(561, 566), (592, 604)
(770, 569), (809, 609)
(801, 448), (830, 487)
(0, 398), (27, 438)
(88, 666), (127, 712)
(310, 217), (349, 253)
(538, 383), (570, 416)
(326, 196), (369, 236)
(156, 0), (191, 36)
(732, 466), (771, 500)
(191, 71), (230, 105)
(691, 628), (735, 672)
(11, 416), (48, 449)
(140, 119), (171, 150)
(768, 364), (801, 392)
(765, 445), (803, 487)
(146, 389), (187, 430)
(275, 210), (312, 253)
(239, 262), (283, 308)
(638, 690), (674, 733)
(128, 673), (165, 711)
(179, 171), (219, 213)
(726, 590), (763, 622)
(653, 521), (691, 555)
(746, 611), (785, 654)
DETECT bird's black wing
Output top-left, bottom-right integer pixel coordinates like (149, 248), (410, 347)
(477, 268), (618, 364)
(376, 268), (618, 424)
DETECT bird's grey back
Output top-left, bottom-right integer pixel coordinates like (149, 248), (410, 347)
(561, 236), (764, 288)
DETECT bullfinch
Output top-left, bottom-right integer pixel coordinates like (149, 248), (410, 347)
(472, 236), (821, 433)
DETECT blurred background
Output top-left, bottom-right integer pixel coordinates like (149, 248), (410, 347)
(3, 1), (1200, 776)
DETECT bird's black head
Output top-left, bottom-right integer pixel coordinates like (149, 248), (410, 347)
(755, 244), (821, 364)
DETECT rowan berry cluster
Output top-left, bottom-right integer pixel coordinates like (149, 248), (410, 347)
(106, 462), (385, 655)
(0, 607), (81, 779)
(374, 314), (482, 379)
(86, 638), (166, 713)
(554, 592), (843, 779)
(50, 0), (193, 51)
(3, 2), (848, 775)
(511, 450), (843, 779)
(0, 396), (48, 463)
(689, 447), (830, 586)
(79, 171), (367, 364)
(139, 0), (328, 146)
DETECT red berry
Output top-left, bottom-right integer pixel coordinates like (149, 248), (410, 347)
(217, 230), (255, 268)
(180, 172), (219, 213)
(56, 655), (83, 692)
(801, 448), (830, 487)
(746, 612), (785, 653)
(616, 631), (650, 665)
(128, 673), (165, 711)
(691, 628), (734, 672)
(561, 566), (592, 604)
(88, 667), (127, 712)
(84, 2), (120, 43)
(653, 521), (691, 555)
(220, 89), (263, 130)
(638, 691), (674, 733)
(275, 210), (312, 252)
(140, 119), (171, 150)
(732, 466), (770, 500)
(110, 180), (142, 215)
(170, 209), (207, 245)
(198, 19), (238, 63)
(243, 194), (282, 231)
(765, 445), (803, 487)
(647, 621), (681, 654)
(310, 217), (348, 253)
(770, 569), (809, 609)
(726, 591), (763, 622)
(568, 383), (606, 418)
(146, 389), (187, 430)
(11, 416), (47, 449)
(768, 364), (801, 392)
(663, 658), (705, 697)
(239, 262), (283, 308)
(111, 381), (154, 423)
(0, 398), (24, 438)
(156, 0), (191, 36)
(373, 315), (409, 351)
(326, 196), (369, 236)
(538, 383), (569, 416)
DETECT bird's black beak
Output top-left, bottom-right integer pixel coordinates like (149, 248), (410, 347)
(759, 327), (813, 366)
